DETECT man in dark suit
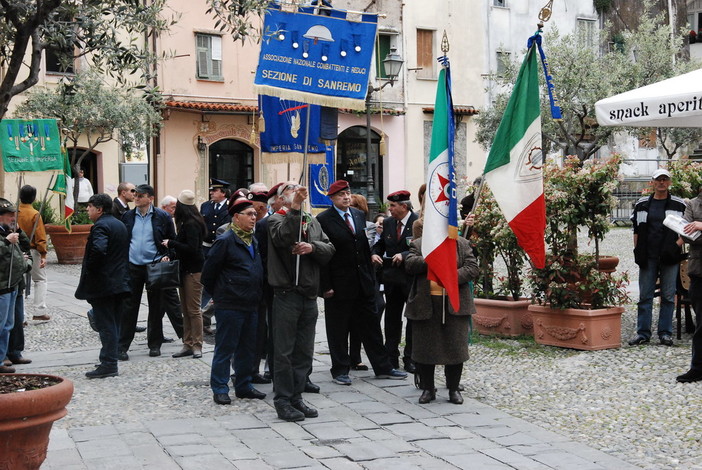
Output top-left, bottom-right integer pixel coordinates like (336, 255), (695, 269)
(112, 182), (136, 219)
(318, 181), (407, 385)
(75, 194), (130, 378)
(371, 190), (418, 373)
(200, 178), (231, 316)
(119, 184), (181, 359)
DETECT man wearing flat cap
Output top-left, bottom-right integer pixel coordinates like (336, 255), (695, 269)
(0, 198), (31, 374)
(119, 184), (181, 359)
(268, 183), (335, 421)
(371, 190), (418, 373)
(629, 168), (686, 347)
(317, 181), (408, 386)
(202, 197), (266, 405)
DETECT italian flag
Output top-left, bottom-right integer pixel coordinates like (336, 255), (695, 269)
(422, 64), (460, 311)
(50, 146), (74, 222)
(483, 43), (546, 269)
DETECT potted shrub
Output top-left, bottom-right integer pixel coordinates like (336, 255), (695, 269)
(0, 374), (74, 469)
(45, 209), (93, 264)
(528, 155), (630, 350)
(470, 186), (533, 337)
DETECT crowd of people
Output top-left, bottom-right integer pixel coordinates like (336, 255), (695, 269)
(3, 166), (701, 424)
(69, 177), (482, 422)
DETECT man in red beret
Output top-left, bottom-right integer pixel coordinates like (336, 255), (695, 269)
(371, 190), (418, 373)
(317, 181), (408, 386)
(268, 184), (335, 421)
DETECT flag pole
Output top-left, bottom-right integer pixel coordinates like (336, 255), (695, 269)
(295, 103), (312, 286)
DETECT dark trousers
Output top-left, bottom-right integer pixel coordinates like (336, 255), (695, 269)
(253, 287), (271, 374)
(383, 283), (412, 368)
(120, 263), (168, 351)
(273, 290), (317, 406)
(162, 287), (184, 339)
(416, 362), (463, 391)
(689, 276), (702, 371)
(210, 308), (257, 395)
(350, 286), (385, 364)
(7, 292), (24, 360)
(325, 294), (395, 377)
(91, 295), (125, 371)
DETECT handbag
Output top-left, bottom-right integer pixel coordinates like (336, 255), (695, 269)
(146, 257), (180, 290)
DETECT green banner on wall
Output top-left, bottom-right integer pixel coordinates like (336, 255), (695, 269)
(0, 119), (63, 172)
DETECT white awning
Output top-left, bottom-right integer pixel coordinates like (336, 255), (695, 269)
(595, 69), (702, 128)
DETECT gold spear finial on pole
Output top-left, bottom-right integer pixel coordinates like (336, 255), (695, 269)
(538, 0), (554, 24)
(441, 30), (449, 54)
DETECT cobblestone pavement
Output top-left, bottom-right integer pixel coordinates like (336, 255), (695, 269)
(8, 227), (697, 469)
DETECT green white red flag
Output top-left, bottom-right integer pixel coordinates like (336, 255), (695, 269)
(483, 41), (546, 269)
(422, 59), (460, 311)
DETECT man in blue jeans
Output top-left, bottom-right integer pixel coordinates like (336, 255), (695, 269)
(629, 169), (686, 346)
(201, 196), (266, 405)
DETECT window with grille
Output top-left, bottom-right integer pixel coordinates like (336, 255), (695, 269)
(577, 19), (597, 50)
(416, 29), (435, 79)
(196, 33), (223, 81)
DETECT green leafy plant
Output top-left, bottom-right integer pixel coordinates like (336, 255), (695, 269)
(472, 186), (527, 300)
(667, 157), (702, 199)
(530, 155), (629, 309)
(32, 196), (58, 226)
(69, 210), (93, 226)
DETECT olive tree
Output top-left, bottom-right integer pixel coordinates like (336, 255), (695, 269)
(476, 4), (702, 161)
(14, 72), (162, 204)
(0, 0), (176, 120)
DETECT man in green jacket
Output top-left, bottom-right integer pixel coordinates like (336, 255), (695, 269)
(0, 198), (32, 374)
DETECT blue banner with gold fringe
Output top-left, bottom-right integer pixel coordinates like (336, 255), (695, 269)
(254, 2), (378, 110)
(309, 145), (335, 207)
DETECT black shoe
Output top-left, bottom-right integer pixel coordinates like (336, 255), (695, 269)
(252, 373), (272, 384)
(7, 356), (32, 365)
(236, 388), (266, 400)
(304, 380), (320, 393)
(676, 369), (702, 383)
(276, 402), (305, 422)
(263, 371), (272, 381)
(172, 347), (193, 358)
(163, 337), (175, 343)
(86, 367), (118, 379)
(404, 361), (417, 374)
(135, 325), (146, 333)
(376, 369), (408, 380)
(449, 390), (464, 405)
(352, 363), (369, 371)
(213, 393), (231, 405)
(292, 400), (318, 418)
(149, 348), (161, 357)
(628, 334), (650, 346)
(419, 389), (436, 404)
(660, 335), (674, 346)
(118, 350), (129, 361)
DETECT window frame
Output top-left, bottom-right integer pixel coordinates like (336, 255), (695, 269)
(196, 32), (224, 82)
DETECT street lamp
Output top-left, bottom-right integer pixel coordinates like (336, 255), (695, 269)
(366, 46), (403, 215)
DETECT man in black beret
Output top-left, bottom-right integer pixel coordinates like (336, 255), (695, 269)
(317, 181), (408, 386)
(371, 190), (418, 373)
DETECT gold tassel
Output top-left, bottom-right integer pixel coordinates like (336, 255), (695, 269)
(379, 132), (387, 156)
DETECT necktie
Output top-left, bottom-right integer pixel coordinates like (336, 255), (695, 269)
(215, 202), (220, 211)
(396, 221), (403, 239)
(344, 213), (354, 233)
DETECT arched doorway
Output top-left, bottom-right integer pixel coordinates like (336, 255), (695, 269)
(337, 126), (383, 202)
(209, 139), (254, 191)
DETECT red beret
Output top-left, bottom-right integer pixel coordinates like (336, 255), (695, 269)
(327, 180), (350, 196)
(267, 182), (284, 200)
(247, 191), (269, 204)
(229, 197), (253, 215)
(387, 190), (411, 202)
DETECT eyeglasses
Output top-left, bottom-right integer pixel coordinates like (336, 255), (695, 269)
(129, 189), (137, 193)
(654, 176), (671, 181)
(237, 211), (257, 217)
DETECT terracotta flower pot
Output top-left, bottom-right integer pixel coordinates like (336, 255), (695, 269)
(528, 304), (624, 350)
(597, 255), (619, 273)
(473, 297), (533, 337)
(0, 374), (74, 469)
(45, 224), (91, 264)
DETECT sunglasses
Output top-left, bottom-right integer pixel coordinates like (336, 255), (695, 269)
(654, 176), (670, 181)
(129, 189), (137, 193)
